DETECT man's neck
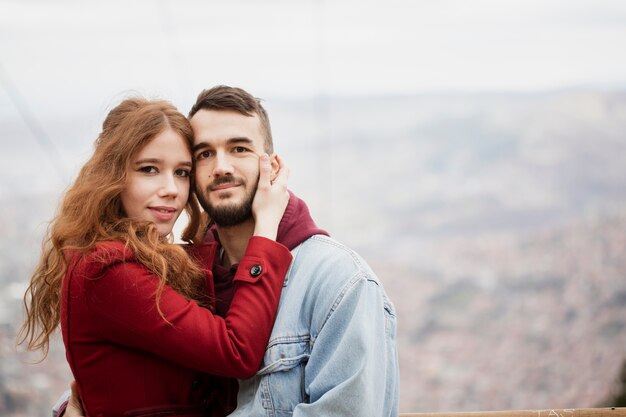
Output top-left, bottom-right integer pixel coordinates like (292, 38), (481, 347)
(214, 218), (255, 269)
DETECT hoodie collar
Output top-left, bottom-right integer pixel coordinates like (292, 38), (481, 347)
(205, 190), (329, 251)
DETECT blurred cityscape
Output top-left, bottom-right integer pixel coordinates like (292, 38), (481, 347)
(1, 90), (626, 415)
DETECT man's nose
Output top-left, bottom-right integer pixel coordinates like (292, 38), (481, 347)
(212, 152), (234, 177)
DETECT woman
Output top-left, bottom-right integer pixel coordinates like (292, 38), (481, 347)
(19, 97), (292, 417)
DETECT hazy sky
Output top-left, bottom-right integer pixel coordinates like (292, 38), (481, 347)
(2, 0), (626, 103)
(1, 0), (626, 195)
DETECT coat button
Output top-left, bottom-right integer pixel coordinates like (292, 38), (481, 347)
(250, 264), (263, 277)
(192, 377), (203, 390)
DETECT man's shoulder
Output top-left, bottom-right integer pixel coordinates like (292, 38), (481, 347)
(278, 234), (395, 335)
(296, 234), (361, 260)
(290, 234), (379, 284)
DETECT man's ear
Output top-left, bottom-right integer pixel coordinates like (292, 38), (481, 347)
(269, 154), (279, 181)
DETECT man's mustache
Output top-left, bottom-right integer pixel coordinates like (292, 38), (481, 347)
(207, 176), (244, 190)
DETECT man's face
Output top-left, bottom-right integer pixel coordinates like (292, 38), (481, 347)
(190, 109), (271, 227)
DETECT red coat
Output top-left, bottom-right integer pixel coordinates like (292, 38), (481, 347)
(61, 237), (292, 417)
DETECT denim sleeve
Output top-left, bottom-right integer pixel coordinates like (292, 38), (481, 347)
(52, 389), (70, 417)
(294, 274), (399, 417)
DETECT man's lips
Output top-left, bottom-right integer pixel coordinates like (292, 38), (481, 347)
(211, 182), (240, 191)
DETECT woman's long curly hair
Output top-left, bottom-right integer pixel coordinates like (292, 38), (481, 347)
(18, 97), (209, 358)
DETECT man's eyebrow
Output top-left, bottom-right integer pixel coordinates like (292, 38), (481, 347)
(192, 142), (211, 153)
(227, 137), (254, 145)
(192, 137), (253, 153)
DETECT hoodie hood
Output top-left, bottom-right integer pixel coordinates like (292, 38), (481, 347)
(205, 190), (329, 251)
(276, 190), (329, 250)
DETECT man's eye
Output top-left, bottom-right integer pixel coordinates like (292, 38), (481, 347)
(233, 147), (248, 153)
(138, 166), (158, 174)
(196, 150), (213, 160)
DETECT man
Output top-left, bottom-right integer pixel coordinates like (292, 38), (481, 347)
(59, 85), (399, 416)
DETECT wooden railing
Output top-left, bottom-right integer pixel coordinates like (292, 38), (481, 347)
(400, 408), (626, 417)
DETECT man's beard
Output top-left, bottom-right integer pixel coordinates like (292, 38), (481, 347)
(197, 175), (258, 227)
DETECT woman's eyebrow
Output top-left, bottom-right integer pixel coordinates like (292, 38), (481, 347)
(133, 158), (162, 165)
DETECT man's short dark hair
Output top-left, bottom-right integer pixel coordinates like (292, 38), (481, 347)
(189, 85), (273, 153)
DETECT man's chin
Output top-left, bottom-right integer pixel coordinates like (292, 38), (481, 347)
(198, 183), (257, 227)
(205, 203), (253, 228)
(209, 199), (243, 213)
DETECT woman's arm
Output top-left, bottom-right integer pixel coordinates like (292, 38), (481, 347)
(76, 237), (290, 378)
(66, 154), (292, 378)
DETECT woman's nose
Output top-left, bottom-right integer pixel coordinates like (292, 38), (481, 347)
(158, 174), (179, 198)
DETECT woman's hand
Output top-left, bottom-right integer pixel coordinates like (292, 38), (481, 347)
(252, 154), (289, 240)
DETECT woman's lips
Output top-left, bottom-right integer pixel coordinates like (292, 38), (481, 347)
(149, 206), (177, 221)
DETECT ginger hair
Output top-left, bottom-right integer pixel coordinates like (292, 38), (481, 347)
(19, 97), (209, 357)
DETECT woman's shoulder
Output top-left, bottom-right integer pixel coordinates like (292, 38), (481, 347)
(92, 240), (136, 261)
(68, 241), (137, 275)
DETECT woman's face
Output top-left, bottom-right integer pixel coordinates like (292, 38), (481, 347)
(120, 129), (192, 237)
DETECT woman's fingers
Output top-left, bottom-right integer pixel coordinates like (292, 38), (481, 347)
(257, 154), (272, 189)
(251, 154), (290, 239)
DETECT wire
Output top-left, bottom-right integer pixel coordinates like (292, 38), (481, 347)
(0, 61), (68, 182)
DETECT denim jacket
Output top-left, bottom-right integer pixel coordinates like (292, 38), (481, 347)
(229, 235), (399, 417)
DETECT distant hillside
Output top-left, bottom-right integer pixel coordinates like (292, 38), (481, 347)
(2, 90), (626, 414)
(378, 211), (626, 410)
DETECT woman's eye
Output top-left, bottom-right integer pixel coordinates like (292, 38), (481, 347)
(176, 169), (191, 178)
(138, 166), (158, 174)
